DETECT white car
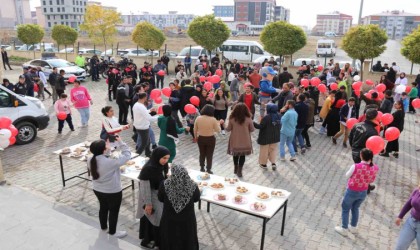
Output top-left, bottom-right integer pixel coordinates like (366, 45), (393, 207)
(18, 43), (55, 52)
(78, 48), (102, 55)
(100, 49), (130, 59)
(59, 48), (74, 53)
(124, 48), (149, 57)
(337, 60), (361, 75)
(23, 59), (86, 81)
(292, 58), (321, 67)
(253, 55), (283, 65)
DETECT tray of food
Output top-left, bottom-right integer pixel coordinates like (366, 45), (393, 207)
(60, 147), (71, 154)
(236, 186), (250, 194)
(213, 193), (228, 201)
(209, 183), (224, 190)
(224, 177), (239, 185)
(256, 192), (271, 201)
(271, 189), (286, 198)
(232, 195), (248, 205)
(197, 172), (210, 181)
(250, 202), (266, 211)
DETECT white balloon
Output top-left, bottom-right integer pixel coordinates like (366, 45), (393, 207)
(0, 129), (12, 139)
(0, 138), (10, 149)
(353, 75), (360, 81)
(395, 85), (406, 94)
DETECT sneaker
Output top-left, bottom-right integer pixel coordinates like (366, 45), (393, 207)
(200, 167), (205, 172)
(334, 226), (348, 236)
(58, 131), (62, 134)
(280, 157), (286, 161)
(348, 226), (358, 234)
(221, 130), (226, 135)
(332, 137), (337, 144)
(112, 231), (127, 238)
(272, 164), (277, 171)
(290, 157), (296, 161)
(301, 148), (306, 155)
(259, 164), (267, 170)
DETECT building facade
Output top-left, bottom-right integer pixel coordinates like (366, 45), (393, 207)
(40, 0), (87, 30)
(121, 12), (195, 31)
(362, 10), (420, 39)
(0, 0), (32, 29)
(213, 5), (235, 18)
(234, 0), (276, 25)
(274, 5), (290, 22)
(312, 11), (352, 36)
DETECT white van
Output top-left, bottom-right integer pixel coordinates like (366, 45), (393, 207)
(316, 39), (336, 57)
(0, 85), (50, 144)
(220, 40), (270, 62)
(176, 46), (219, 61)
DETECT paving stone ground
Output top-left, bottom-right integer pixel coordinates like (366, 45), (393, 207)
(1, 69), (419, 250)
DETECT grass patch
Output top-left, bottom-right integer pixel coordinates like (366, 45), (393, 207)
(9, 55), (30, 64)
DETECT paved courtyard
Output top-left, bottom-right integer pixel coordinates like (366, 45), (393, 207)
(1, 69), (419, 250)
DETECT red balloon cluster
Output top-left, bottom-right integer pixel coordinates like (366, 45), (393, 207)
(317, 65), (324, 72)
(199, 76), (206, 82)
(0, 117), (18, 148)
(215, 69), (223, 77)
(157, 105), (163, 115)
(381, 113), (394, 126)
(203, 82), (212, 91)
(208, 75), (221, 84)
(376, 83), (386, 93)
(154, 96), (163, 104)
(365, 79), (374, 86)
(68, 75), (77, 83)
(150, 89), (162, 99)
(318, 84), (327, 93)
(366, 136), (385, 155)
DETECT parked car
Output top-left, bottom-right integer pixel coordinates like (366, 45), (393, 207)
(176, 46), (219, 61)
(78, 48), (102, 55)
(0, 84), (49, 145)
(18, 43), (55, 52)
(253, 55), (283, 65)
(164, 51), (178, 58)
(124, 48), (149, 57)
(316, 39), (336, 57)
(292, 58), (321, 67)
(220, 40), (271, 62)
(100, 49), (130, 59)
(338, 60), (361, 76)
(23, 59), (86, 81)
(59, 48), (74, 53)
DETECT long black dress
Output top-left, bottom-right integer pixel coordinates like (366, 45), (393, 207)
(158, 184), (200, 250)
(385, 109), (405, 152)
(326, 107), (341, 137)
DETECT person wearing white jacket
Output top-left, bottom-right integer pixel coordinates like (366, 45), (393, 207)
(133, 92), (158, 157)
(395, 72), (408, 102)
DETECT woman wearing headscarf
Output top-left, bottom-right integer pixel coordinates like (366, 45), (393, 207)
(158, 164), (200, 250)
(158, 105), (188, 163)
(253, 103), (281, 170)
(88, 137), (131, 239)
(137, 146), (171, 249)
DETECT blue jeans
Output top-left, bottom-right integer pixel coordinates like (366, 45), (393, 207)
(293, 128), (305, 151)
(149, 126), (156, 146)
(279, 133), (295, 158)
(77, 108), (90, 126)
(259, 95), (272, 118)
(395, 215), (420, 250)
(341, 189), (367, 229)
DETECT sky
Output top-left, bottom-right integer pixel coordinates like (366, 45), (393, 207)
(29, 0), (420, 28)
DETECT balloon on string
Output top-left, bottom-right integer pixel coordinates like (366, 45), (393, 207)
(157, 105), (163, 115)
(364, 93), (372, 99)
(395, 85), (406, 94)
(57, 112), (67, 121)
(352, 81), (363, 90)
(0, 129), (12, 139)
(184, 104), (196, 114)
(376, 111), (383, 122)
(210, 75), (221, 83)
(412, 99), (420, 109)
(157, 70), (165, 76)
(0, 117), (12, 129)
(353, 75), (360, 81)
(346, 118), (358, 129)
(381, 113), (394, 126)
(376, 83), (386, 92)
(68, 75), (76, 83)
(0, 138), (10, 149)
(365, 79), (374, 85)
(406, 86), (411, 93)
(190, 96), (200, 106)
(330, 83), (338, 90)
(310, 77), (321, 87)
(366, 136), (385, 155)
(318, 84), (327, 93)
(300, 79), (309, 88)
(161, 87), (172, 97)
(385, 127), (400, 141)
(34, 84), (39, 92)
(150, 89), (162, 99)
(199, 76), (206, 82)
(8, 125), (18, 137)
(215, 69), (223, 77)
(317, 65), (324, 72)
(354, 90), (361, 97)
(154, 96), (163, 104)
(377, 92), (384, 100)
(203, 82), (212, 91)
(9, 136), (16, 146)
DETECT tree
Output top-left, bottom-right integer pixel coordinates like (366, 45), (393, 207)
(342, 25), (388, 79)
(187, 15), (230, 56)
(401, 27), (420, 72)
(80, 5), (122, 55)
(131, 22), (166, 63)
(260, 21), (306, 63)
(16, 24), (44, 58)
(51, 25), (78, 60)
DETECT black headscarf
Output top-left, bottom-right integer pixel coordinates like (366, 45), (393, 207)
(162, 105), (179, 142)
(139, 146), (170, 190)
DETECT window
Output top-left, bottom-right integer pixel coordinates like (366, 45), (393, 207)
(48, 22), (51, 27)
(57, 7), (60, 12)
(47, 15), (50, 20)
(61, 15), (63, 19)
(43, 1), (46, 5)
(44, 8), (47, 12)
(62, 7), (64, 11)
(73, 7), (75, 12)
(220, 45), (249, 53)
(61, 0), (64, 4)
(49, 0), (52, 4)
(251, 46), (263, 54)
(65, 14), (68, 19)
(50, 7), (53, 12)
(0, 89), (12, 108)
(56, 0), (59, 4)
(73, 0), (74, 4)
(61, 21), (64, 24)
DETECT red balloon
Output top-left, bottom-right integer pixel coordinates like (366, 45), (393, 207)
(203, 82), (212, 91)
(364, 93), (372, 99)
(215, 69), (223, 77)
(157, 105), (163, 114)
(199, 76), (206, 82)
(190, 96), (200, 106)
(157, 70), (165, 76)
(150, 89), (161, 99)
(377, 92), (384, 100)
(154, 96), (162, 104)
(354, 90), (361, 97)
(9, 136), (16, 146)
(57, 112), (67, 121)
(317, 65), (324, 71)
(385, 127), (400, 142)
(346, 118), (358, 129)
(368, 89), (375, 94)
(365, 79), (374, 86)
(209, 75), (220, 84)
(406, 86), (411, 93)
(330, 83), (338, 90)
(184, 104), (196, 114)
(310, 77), (321, 87)
(8, 125), (18, 137)
(208, 92), (214, 98)
(68, 75), (76, 83)
(301, 79), (309, 88)
(376, 111), (383, 122)
(412, 99), (420, 109)
(34, 84), (39, 92)
(318, 84), (327, 93)
(381, 113), (394, 126)
(366, 136), (385, 155)
(161, 87), (172, 97)
(352, 81), (362, 90)
(376, 83), (386, 92)
(0, 117), (12, 129)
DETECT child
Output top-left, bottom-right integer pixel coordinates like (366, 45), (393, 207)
(408, 82), (418, 113)
(401, 92), (409, 113)
(185, 104), (200, 142)
(54, 93), (75, 134)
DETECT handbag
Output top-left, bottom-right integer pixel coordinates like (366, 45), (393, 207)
(100, 127), (107, 140)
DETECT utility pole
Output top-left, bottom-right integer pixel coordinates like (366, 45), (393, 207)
(358, 0), (364, 25)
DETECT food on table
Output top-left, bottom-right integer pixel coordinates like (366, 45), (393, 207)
(234, 195), (243, 203)
(74, 147), (86, 153)
(61, 147), (71, 154)
(210, 183), (224, 189)
(236, 186), (249, 194)
(271, 190), (284, 197)
(126, 160), (135, 165)
(252, 202), (266, 211)
(84, 141), (91, 147)
(217, 194), (226, 200)
(120, 166), (126, 172)
(225, 177), (239, 184)
(197, 182), (208, 187)
(257, 192), (270, 200)
(200, 173), (210, 180)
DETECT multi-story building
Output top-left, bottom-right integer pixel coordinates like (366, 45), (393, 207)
(362, 10), (420, 39)
(86, 1), (117, 11)
(234, 0), (276, 25)
(312, 11), (353, 36)
(0, 0), (32, 28)
(40, 0), (87, 30)
(121, 12), (195, 31)
(213, 5), (235, 18)
(274, 5), (290, 22)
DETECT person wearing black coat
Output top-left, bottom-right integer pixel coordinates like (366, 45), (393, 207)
(380, 100), (405, 158)
(278, 67), (293, 85)
(293, 94), (309, 153)
(253, 103), (280, 170)
(349, 109), (379, 163)
(379, 90), (394, 114)
(168, 82), (183, 128)
(107, 67), (121, 101)
(332, 98), (356, 147)
(1, 48), (12, 70)
(14, 76), (27, 95)
(116, 76), (134, 125)
(179, 79), (195, 117)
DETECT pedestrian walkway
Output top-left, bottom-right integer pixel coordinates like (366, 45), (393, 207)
(0, 185), (139, 250)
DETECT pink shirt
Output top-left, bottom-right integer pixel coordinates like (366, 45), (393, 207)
(70, 86), (91, 109)
(347, 162), (379, 192)
(54, 99), (72, 114)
